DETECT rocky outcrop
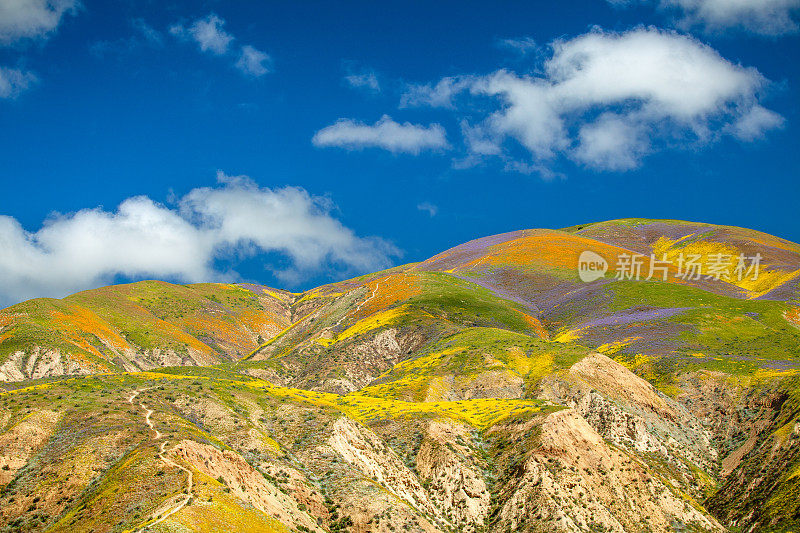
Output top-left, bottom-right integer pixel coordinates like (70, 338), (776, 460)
(488, 409), (724, 532)
(120, 346), (220, 372)
(0, 349), (98, 382)
(327, 417), (445, 524)
(539, 353), (719, 498)
(173, 439), (325, 531)
(0, 342), (224, 382)
(291, 327), (427, 394)
(415, 419), (490, 530)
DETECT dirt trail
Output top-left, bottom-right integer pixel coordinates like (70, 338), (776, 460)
(330, 279), (382, 331)
(141, 404), (163, 439)
(128, 389), (193, 532)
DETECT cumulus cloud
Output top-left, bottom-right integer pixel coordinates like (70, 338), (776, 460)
(573, 113), (651, 170)
(344, 70), (380, 93)
(402, 27), (782, 172)
(236, 45), (271, 77)
(0, 66), (37, 98)
(400, 76), (474, 109)
(0, 0), (78, 44)
(170, 14), (233, 55)
(170, 13), (272, 78)
(0, 173), (399, 306)
(312, 115), (449, 154)
(728, 105), (785, 140)
(0, 0), (77, 95)
(342, 61), (381, 93)
(609, 0), (800, 35)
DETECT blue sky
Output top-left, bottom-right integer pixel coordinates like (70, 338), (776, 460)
(0, 0), (798, 304)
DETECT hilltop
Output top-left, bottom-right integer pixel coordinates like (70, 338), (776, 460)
(1, 218), (799, 532)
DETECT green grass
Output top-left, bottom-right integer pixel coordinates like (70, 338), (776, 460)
(358, 327), (587, 401)
(0, 299), (116, 370)
(397, 271), (540, 334)
(562, 217), (706, 233)
(549, 279), (800, 371)
(0, 280), (295, 369)
(186, 283), (267, 311)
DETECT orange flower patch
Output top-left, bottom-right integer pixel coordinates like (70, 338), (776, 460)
(356, 272), (423, 318)
(64, 336), (105, 359)
(140, 316), (217, 356)
(179, 315), (256, 354)
(457, 231), (642, 274)
(234, 308), (286, 339)
(50, 306), (132, 354)
(0, 312), (13, 329)
(746, 234), (800, 255)
(786, 307), (800, 329)
(521, 313), (550, 340)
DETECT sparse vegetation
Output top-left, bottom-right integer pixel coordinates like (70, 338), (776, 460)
(0, 220), (799, 531)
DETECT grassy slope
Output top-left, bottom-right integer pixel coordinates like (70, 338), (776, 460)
(358, 327), (586, 401)
(554, 280), (800, 369)
(0, 281), (292, 368)
(413, 219), (800, 390)
(0, 219), (799, 531)
(239, 270), (557, 391)
(0, 370), (553, 532)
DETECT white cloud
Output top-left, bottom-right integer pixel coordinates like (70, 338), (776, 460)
(400, 76), (474, 109)
(545, 29), (764, 118)
(0, 173), (399, 306)
(609, 0), (800, 35)
(236, 45), (271, 77)
(460, 120), (503, 157)
(728, 105), (785, 140)
(342, 62), (381, 93)
(0, 0), (77, 92)
(403, 27), (782, 172)
(170, 14), (272, 78)
(473, 71), (567, 161)
(344, 71), (380, 93)
(170, 14), (233, 55)
(417, 202), (438, 217)
(0, 0), (78, 44)
(0, 66), (37, 98)
(573, 113), (651, 170)
(312, 115), (449, 154)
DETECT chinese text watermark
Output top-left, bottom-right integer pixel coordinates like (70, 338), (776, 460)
(578, 251), (762, 283)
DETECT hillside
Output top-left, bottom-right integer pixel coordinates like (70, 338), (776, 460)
(1, 218), (799, 532)
(0, 282), (294, 381)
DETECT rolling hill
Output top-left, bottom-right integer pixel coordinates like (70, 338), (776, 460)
(1, 218), (799, 532)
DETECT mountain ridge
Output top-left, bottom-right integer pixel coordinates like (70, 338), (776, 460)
(1, 218), (799, 532)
